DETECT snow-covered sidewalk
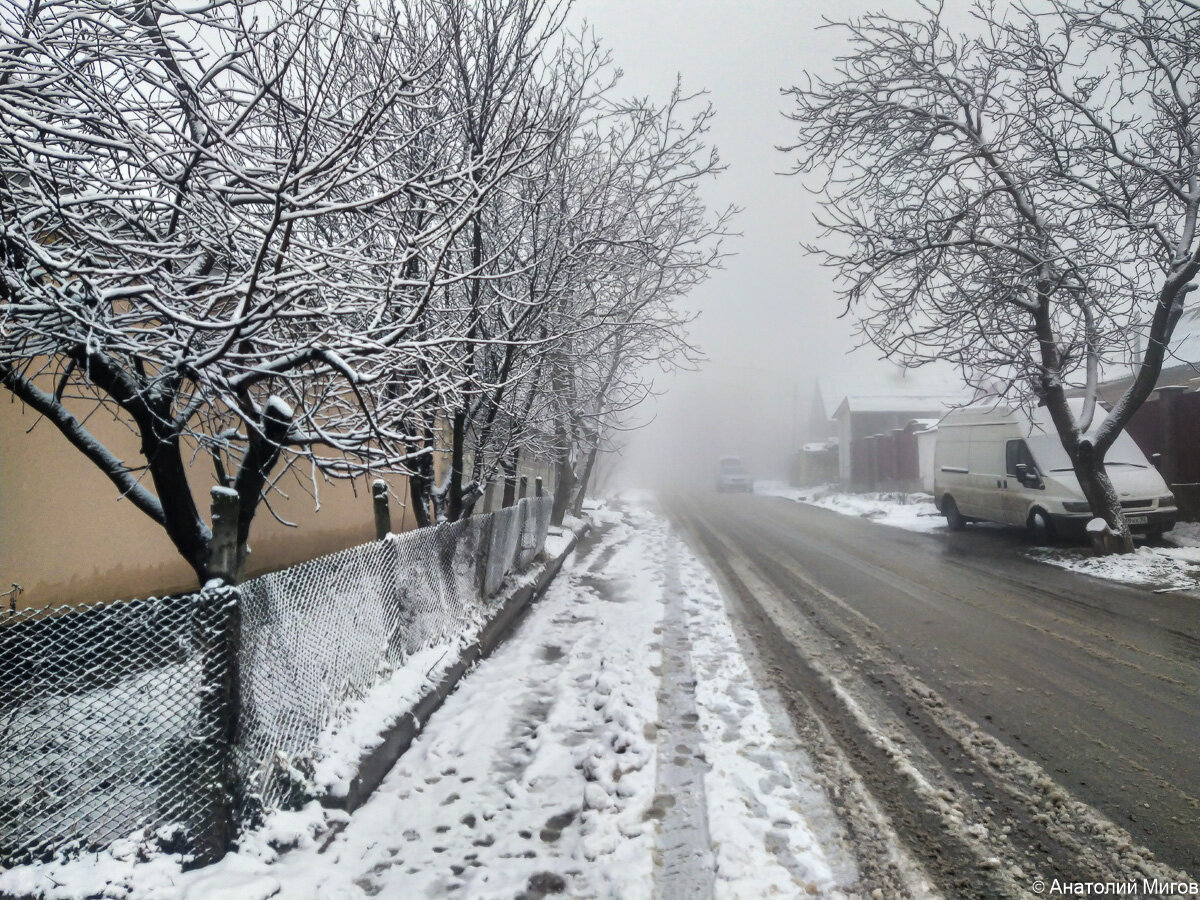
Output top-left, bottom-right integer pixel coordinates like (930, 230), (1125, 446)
(758, 482), (1200, 592)
(7, 501), (855, 900)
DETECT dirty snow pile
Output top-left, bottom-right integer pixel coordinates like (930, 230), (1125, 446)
(756, 482), (945, 533)
(1028, 541), (1200, 590)
(758, 482), (1200, 591)
(4, 500), (852, 900)
(1019, 499), (1200, 590)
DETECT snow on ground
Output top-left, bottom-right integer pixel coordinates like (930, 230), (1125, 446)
(4, 500), (853, 900)
(756, 482), (945, 533)
(313, 642), (464, 797)
(1028, 543), (1200, 590)
(1, 659), (203, 866)
(674, 538), (847, 898)
(758, 481), (1200, 592)
(1163, 520), (1200, 548)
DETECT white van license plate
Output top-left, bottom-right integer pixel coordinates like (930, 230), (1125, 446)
(1127, 516), (1148, 525)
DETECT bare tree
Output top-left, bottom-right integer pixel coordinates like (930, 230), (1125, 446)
(544, 84), (734, 523)
(0, 0), (497, 581)
(783, 0), (1199, 552)
(406, 0), (572, 523)
(402, 23), (731, 526)
(0, 0), (732, 578)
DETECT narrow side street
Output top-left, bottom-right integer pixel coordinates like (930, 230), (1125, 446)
(10, 493), (1195, 900)
(49, 500), (862, 900)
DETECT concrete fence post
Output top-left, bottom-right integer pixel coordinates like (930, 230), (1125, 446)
(209, 487), (241, 585)
(535, 476), (543, 499)
(519, 475), (528, 501)
(483, 481), (497, 514)
(517, 497), (534, 569)
(195, 585), (241, 865)
(202, 487), (242, 862)
(372, 479), (391, 540)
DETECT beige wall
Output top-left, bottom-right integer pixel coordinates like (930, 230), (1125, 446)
(0, 398), (416, 611)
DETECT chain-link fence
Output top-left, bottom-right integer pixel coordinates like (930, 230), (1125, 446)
(0, 498), (554, 868)
(0, 588), (239, 867)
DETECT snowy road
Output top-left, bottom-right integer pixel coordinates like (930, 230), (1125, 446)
(48, 500), (892, 900)
(230, 501), (878, 900)
(670, 492), (1199, 897)
(9, 496), (1196, 900)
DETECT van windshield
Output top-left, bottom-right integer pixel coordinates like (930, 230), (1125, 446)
(1025, 430), (1149, 473)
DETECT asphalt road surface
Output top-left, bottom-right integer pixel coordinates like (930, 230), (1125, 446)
(668, 492), (1199, 898)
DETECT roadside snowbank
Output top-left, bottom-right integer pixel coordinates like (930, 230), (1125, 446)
(313, 642), (463, 797)
(1029, 544), (1200, 590)
(757, 482), (945, 533)
(759, 482), (1200, 592)
(675, 534), (847, 897)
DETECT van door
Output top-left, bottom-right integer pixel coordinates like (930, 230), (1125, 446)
(1002, 439), (1041, 525)
(967, 432), (1006, 522)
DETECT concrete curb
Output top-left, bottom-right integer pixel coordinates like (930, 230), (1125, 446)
(325, 521), (589, 814)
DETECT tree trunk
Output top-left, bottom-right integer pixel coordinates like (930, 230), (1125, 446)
(1031, 288), (1134, 554)
(460, 483), (482, 518)
(1072, 442), (1135, 554)
(446, 408), (468, 521)
(1035, 333), (1133, 552)
(551, 447), (575, 527)
(144, 437), (211, 583)
(1039, 398), (1134, 554)
(230, 400), (293, 578)
(571, 443), (600, 518)
(407, 426), (436, 528)
(501, 450), (519, 508)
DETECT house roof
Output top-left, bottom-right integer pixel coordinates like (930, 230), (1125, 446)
(832, 391), (967, 419)
(1081, 306), (1200, 400)
(1080, 362), (1200, 406)
(817, 366), (967, 421)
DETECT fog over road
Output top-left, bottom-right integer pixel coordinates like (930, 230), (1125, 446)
(669, 493), (1199, 897)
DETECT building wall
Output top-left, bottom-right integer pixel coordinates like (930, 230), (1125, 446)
(1, 396), (560, 611)
(840, 409), (950, 491)
(0, 398), (417, 611)
(917, 427), (938, 494)
(1123, 387), (1200, 520)
(837, 414), (852, 484)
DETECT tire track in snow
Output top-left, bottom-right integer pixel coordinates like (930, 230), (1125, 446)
(649, 535), (715, 900)
(671, 497), (1193, 898)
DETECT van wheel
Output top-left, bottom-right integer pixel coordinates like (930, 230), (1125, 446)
(1027, 508), (1057, 545)
(944, 496), (966, 531)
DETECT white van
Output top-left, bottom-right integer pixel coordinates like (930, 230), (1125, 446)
(933, 400), (1177, 542)
(716, 455), (753, 493)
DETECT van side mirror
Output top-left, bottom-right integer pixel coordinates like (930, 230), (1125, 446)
(1014, 463), (1042, 489)
(1151, 452), (1163, 471)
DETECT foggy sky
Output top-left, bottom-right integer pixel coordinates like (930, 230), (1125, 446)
(569, 1), (975, 488)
